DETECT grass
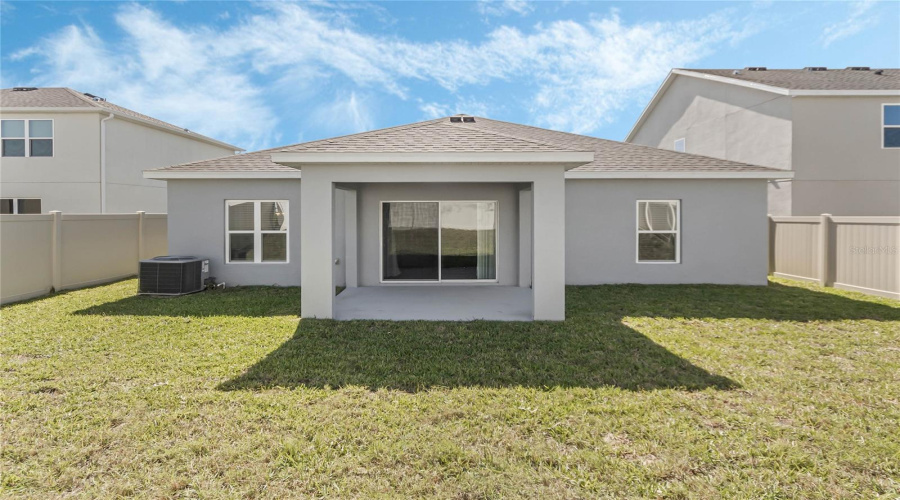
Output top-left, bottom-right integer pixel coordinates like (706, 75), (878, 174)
(1, 278), (899, 498)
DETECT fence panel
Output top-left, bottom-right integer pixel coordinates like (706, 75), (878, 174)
(770, 214), (899, 300)
(0, 215), (54, 303)
(0, 212), (167, 304)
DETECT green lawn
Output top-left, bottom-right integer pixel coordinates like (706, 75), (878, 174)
(2, 279), (898, 498)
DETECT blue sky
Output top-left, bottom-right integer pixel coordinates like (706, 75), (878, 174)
(2, 1), (898, 150)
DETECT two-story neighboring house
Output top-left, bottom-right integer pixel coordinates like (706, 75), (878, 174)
(0, 87), (242, 214)
(626, 68), (900, 216)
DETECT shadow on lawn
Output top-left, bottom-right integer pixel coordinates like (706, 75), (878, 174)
(73, 286), (301, 318)
(218, 281), (898, 392)
(218, 317), (738, 392)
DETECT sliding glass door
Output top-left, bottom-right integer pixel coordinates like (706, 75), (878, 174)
(382, 201), (497, 282)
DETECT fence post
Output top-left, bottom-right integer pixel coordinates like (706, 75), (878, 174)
(137, 211), (146, 262)
(50, 210), (62, 292)
(818, 213), (833, 287)
(768, 214), (775, 275)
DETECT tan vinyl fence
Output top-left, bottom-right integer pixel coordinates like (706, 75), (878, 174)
(769, 214), (899, 300)
(0, 211), (167, 305)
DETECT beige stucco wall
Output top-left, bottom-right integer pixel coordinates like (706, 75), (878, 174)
(0, 110), (237, 214)
(104, 118), (236, 213)
(790, 96), (900, 216)
(630, 75), (900, 216)
(0, 111), (103, 212)
(629, 76), (794, 215)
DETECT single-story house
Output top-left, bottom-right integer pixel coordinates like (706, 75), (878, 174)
(144, 115), (790, 321)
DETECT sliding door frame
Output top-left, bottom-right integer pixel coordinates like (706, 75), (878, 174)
(379, 200), (500, 284)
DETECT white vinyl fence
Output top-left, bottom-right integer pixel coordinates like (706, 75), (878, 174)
(0, 211), (167, 304)
(769, 214), (899, 299)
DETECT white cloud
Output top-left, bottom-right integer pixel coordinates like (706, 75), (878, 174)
(312, 91), (374, 135)
(821, 0), (877, 47)
(475, 0), (534, 18)
(11, 3), (759, 146)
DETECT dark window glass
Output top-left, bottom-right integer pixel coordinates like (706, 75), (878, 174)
(2, 139), (25, 157)
(382, 202), (439, 281)
(0, 199), (12, 214)
(261, 233), (287, 262)
(638, 233), (677, 262)
(229, 233), (254, 262)
(17, 199), (41, 214)
(440, 202), (496, 280)
(884, 128), (900, 148)
(29, 139), (53, 157)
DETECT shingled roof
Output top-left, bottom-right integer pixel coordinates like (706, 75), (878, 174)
(1, 87), (242, 150)
(684, 68), (900, 91)
(148, 115), (783, 177)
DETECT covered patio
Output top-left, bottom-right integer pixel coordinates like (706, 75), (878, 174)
(334, 286), (533, 321)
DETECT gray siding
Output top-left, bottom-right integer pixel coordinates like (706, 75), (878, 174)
(565, 179), (769, 285)
(166, 178), (769, 287)
(166, 179), (302, 286)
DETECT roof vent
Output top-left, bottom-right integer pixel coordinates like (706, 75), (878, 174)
(12, 87), (38, 92)
(462, 117), (475, 123)
(804, 66), (827, 71)
(83, 92), (106, 102)
(449, 117), (462, 123)
(744, 66), (767, 71)
(874, 69), (884, 75)
(732, 70), (741, 75)
(846, 66), (870, 71)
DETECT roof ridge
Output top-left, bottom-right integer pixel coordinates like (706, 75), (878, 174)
(282, 117), (446, 151)
(449, 119), (590, 152)
(61, 87), (104, 109)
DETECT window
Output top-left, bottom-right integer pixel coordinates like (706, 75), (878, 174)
(0, 198), (42, 214)
(636, 200), (680, 263)
(1, 119), (53, 157)
(381, 201), (497, 282)
(225, 200), (288, 263)
(674, 138), (685, 152)
(884, 104), (900, 148)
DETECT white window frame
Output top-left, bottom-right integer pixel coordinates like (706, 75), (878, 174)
(224, 200), (289, 264)
(883, 104), (900, 149)
(0, 197), (42, 214)
(674, 138), (685, 152)
(636, 199), (681, 264)
(379, 200), (500, 284)
(0, 119), (54, 158)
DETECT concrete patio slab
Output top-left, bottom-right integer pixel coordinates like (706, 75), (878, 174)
(333, 286), (533, 321)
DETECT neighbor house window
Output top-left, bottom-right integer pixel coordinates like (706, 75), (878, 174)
(0, 198), (41, 214)
(225, 200), (288, 263)
(636, 200), (680, 263)
(381, 201), (497, 282)
(674, 138), (685, 152)
(884, 104), (900, 148)
(1, 119), (53, 157)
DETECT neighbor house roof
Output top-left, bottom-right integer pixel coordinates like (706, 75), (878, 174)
(685, 68), (900, 91)
(146, 115), (788, 180)
(626, 67), (900, 142)
(1, 87), (243, 151)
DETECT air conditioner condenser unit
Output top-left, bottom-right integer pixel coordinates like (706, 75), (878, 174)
(138, 256), (209, 296)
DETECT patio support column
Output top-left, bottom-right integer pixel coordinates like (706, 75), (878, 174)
(300, 167), (335, 318)
(531, 170), (566, 321)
